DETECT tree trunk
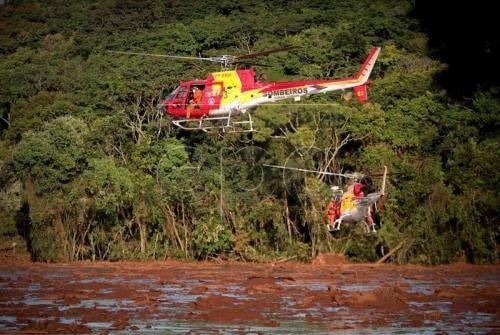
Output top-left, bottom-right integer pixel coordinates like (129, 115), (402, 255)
(284, 193), (292, 242)
(138, 221), (147, 254)
(163, 205), (183, 251)
(53, 208), (67, 261)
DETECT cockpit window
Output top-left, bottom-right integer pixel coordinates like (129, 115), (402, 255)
(175, 87), (187, 99)
(165, 87), (178, 101)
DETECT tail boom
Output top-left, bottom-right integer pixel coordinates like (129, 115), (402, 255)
(253, 46), (381, 105)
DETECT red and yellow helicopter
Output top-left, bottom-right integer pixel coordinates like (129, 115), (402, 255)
(325, 166), (388, 233)
(264, 164), (388, 233)
(110, 46), (381, 132)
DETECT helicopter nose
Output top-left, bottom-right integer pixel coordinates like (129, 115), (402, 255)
(158, 102), (168, 113)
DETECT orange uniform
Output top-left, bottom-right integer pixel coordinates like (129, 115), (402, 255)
(186, 87), (203, 118)
(327, 199), (342, 224)
(327, 200), (336, 224)
(193, 87), (202, 103)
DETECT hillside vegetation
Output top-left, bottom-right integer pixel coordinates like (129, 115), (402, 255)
(0, 0), (498, 263)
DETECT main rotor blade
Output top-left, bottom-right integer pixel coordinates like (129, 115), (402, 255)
(233, 61), (271, 67)
(263, 164), (358, 179)
(107, 50), (214, 61)
(235, 46), (300, 60)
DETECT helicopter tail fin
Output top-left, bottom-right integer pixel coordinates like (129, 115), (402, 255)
(352, 47), (380, 102)
(355, 47), (381, 84)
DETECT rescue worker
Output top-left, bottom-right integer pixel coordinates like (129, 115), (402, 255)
(353, 182), (365, 198)
(186, 86), (203, 118)
(326, 186), (342, 225)
(352, 181), (374, 228)
(326, 198), (337, 225)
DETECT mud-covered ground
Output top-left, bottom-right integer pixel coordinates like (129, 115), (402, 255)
(0, 253), (499, 334)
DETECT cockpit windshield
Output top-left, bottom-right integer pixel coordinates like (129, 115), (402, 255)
(165, 87), (179, 101)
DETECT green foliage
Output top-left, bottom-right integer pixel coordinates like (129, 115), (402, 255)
(14, 116), (89, 193)
(345, 230), (380, 262)
(244, 196), (287, 251)
(83, 158), (134, 214)
(0, 181), (21, 237)
(29, 221), (63, 262)
(286, 241), (312, 261)
(444, 137), (499, 263)
(191, 215), (233, 259)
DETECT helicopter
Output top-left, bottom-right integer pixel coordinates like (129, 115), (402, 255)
(109, 46), (381, 132)
(264, 164), (388, 233)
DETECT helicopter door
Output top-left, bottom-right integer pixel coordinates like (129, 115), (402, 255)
(203, 82), (223, 109)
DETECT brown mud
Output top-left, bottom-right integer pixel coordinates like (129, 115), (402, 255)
(0, 253), (499, 334)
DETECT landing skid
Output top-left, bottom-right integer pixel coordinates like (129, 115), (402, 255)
(326, 220), (377, 234)
(171, 113), (255, 133)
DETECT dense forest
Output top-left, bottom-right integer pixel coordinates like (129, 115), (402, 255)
(0, 0), (498, 264)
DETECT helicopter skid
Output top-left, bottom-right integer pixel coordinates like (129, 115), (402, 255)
(327, 218), (377, 234)
(327, 223), (339, 232)
(171, 114), (255, 133)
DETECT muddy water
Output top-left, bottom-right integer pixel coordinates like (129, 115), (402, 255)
(0, 256), (499, 334)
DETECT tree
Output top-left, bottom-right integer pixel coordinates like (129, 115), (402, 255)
(14, 116), (89, 193)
